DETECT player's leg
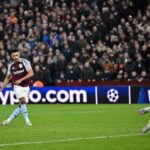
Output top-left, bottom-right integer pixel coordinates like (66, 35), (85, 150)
(1, 105), (21, 126)
(142, 120), (150, 133)
(139, 106), (150, 115)
(19, 97), (32, 126)
(138, 106), (150, 133)
(15, 85), (32, 126)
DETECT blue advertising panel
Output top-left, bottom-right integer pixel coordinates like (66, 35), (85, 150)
(130, 86), (150, 104)
(0, 86), (96, 105)
(0, 86), (132, 105)
(137, 86), (150, 104)
(98, 86), (129, 104)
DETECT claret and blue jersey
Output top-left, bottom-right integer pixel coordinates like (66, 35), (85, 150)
(7, 58), (32, 87)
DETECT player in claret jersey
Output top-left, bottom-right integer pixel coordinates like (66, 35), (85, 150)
(0, 49), (34, 126)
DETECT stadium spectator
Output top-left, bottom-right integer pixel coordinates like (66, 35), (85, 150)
(32, 65), (43, 82)
(92, 69), (103, 82)
(138, 70), (149, 82)
(81, 61), (94, 82)
(0, 0), (150, 86)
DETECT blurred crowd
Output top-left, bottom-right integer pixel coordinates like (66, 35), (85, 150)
(0, 0), (150, 86)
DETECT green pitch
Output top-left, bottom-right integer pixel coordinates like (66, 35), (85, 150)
(0, 104), (150, 150)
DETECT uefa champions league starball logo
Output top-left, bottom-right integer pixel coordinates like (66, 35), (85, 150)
(107, 89), (119, 103)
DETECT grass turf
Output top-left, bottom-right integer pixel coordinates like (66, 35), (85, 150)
(0, 104), (150, 150)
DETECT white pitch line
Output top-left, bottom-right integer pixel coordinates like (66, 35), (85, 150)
(0, 133), (142, 147)
(30, 109), (137, 116)
(0, 109), (137, 117)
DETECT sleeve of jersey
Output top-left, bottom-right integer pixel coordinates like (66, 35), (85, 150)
(7, 65), (11, 76)
(23, 59), (32, 71)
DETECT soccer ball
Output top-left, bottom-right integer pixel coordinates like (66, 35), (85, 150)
(33, 81), (44, 87)
(107, 89), (119, 103)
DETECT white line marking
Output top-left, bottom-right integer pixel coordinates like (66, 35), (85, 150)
(95, 86), (98, 105)
(0, 109), (137, 117)
(128, 86), (131, 104)
(0, 133), (142, 147)
(29, 109), (137, 116)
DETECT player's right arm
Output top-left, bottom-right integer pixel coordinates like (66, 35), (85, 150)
(0, 75), (11, 92)
(0, 64), (12, 92)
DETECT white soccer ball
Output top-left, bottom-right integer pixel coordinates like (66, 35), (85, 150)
(107, 89), (119, 102)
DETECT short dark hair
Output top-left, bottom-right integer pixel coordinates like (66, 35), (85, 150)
(9, 49), (19, 55)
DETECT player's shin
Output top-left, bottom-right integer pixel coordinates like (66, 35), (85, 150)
(20, 100), (32, 126)
(1, 106), (21, 126)
(8, 106), (21, 122)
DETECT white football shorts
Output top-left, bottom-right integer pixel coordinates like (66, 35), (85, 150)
(14, 85), (30, 100)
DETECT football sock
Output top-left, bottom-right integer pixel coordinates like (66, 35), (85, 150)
(7, 106), (21, 123)
(144, 107), (150, 112)
(20, 104), (30, 123)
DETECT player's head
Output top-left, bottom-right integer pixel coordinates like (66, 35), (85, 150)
(10, 49), (20, 62)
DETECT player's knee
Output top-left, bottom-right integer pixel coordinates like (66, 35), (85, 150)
(19, 97), (26, 104)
